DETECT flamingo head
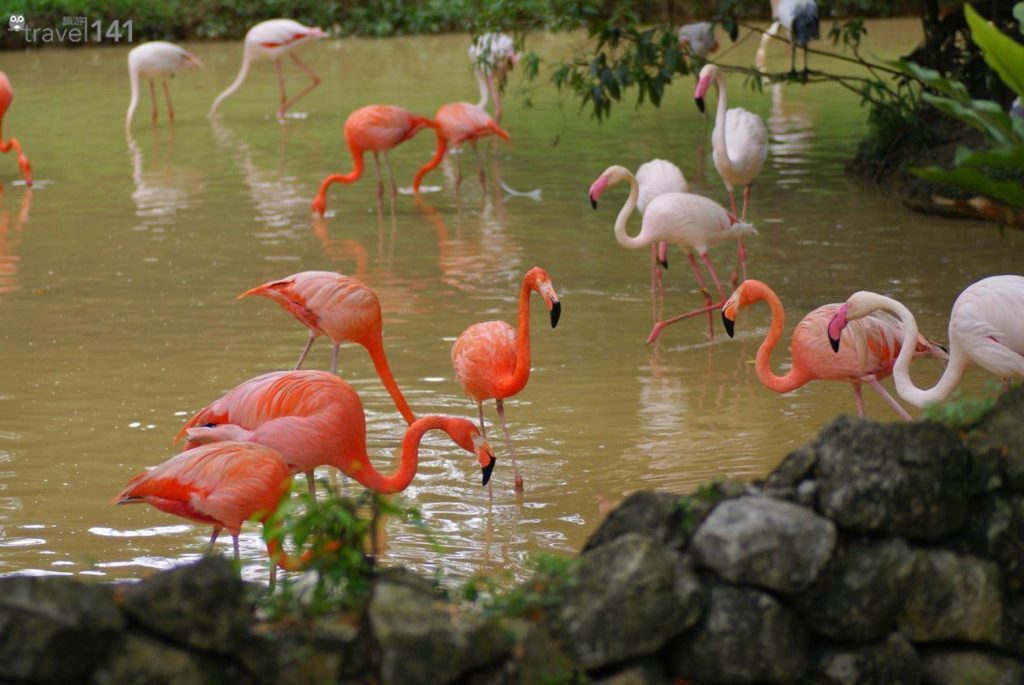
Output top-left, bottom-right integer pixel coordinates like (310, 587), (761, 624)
(588, 165), (630, 209)
(828, 292), (879, 352)
(445, 419), (496, 486)
(720, 282), (750, 338)
(526, 266), (561, 328)
(306, 27), (328, 39)
(311, 193), (327, 217)
(827, 304), (849, 353)
(694, 64), (719, 113)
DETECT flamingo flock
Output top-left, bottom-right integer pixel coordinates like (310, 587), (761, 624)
(0, 14), (1011, 581)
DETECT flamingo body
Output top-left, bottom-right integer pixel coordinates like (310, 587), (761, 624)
(208, 19), (326, 119)
(635, 159), (687, 215)
(413, 102), (511, 190)
(126, 42), (202, 129)
(177, 370), (494, 495)
(678, 22), (718, 58)
(829, 275), (1024, 408)
(0, 72), (31, 185)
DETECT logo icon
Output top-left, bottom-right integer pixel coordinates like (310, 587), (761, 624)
(8, 15), (25, 31)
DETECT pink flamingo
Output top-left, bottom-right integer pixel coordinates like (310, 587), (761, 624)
(239, 271), (415, 425)
(412, 102), (510, 191)
(208, 19), (326, 120)
(114, 441), (292, 562)
(827, 275), (1024, 407)
(176, 370), (495, 496)
(695, 64), (768, 283)
(451, 267), (560, 492)
(635, 160), (687, 297)
(126, 41), (203, 130)
(468, 33), (521, 124)
(723, 279), (948, 419)
(588, 164), (756, 343)
(312, 105), (438, 215)
(0, 72), (31, 186)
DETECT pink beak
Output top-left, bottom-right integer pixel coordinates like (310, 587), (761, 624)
(589, 176), (610, 209)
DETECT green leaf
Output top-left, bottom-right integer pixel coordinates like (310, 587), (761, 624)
(952, 145), (1024, 169)
(922, 93), (1016, 146)
(965, 3), (1024, 98)
(913, 165), (1024, 208)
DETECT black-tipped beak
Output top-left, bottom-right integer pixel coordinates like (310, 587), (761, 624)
(550, 301), (561, 328)
(937, 342), (949, 354)
(481, 454), (495, 486)
(658, 257), (669, 269)
(590, 195), (598, 210)
(828, 335), (840, 353)
(695, 97), (705, 114)
(722, 313), (735, 338)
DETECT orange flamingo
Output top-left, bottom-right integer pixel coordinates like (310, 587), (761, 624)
(721, 279), (948, 419)
(113, 441), (292, 562)
(311, 105), (439, 215)
(412, 102), (510, 191)
(176, 370), (495, 495)
(451, 267), (561, 492)
(239, 271), (415, 425)
(0, 72), (31, 186)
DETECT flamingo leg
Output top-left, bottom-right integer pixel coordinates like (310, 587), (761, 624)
(477, 401), (487, 438)
(295, 331), (316, 370)
(269, 558), (277, 592)
(471, 140), (485, 188)
(372, 152), (384, 199)
(647, 253), (717, 343)
(866, 377), (914, 421)
(149, 80), (158, 124)
(162, 80), (175, 124)
(728, 188), (738, 218)
(330, 343), (340, 374)
(489, 74), (501, 124)
(852, 384), (866, 417)
(232, 535), (240, 561)
(382, 152), (397, 198)
(647, 300), (725, 344)
(207, 526), (222, 554)
(279, 52), (321, 115)
(495, 399), (524, 492)
(274, 59), (288, 119)
(305, 470), (318, 499)
(454, 146), (463, 189)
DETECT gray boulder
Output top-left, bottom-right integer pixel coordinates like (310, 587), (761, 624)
(763, 445), (818, 498)
(693, 495), (836, 594)
(549, 533), (704, 670)
(668, 583), (808, 684)
(899, 550), (1003, 645)
(582, 491), (694, 552)
(460, 621), (579, 685)
(258, 613), (373, 685)
(966, 385), (1024, 491)
(91, 633), (237, 685)
(590, 658), (669, 685)
(960, 492), (1024, 596)
(794, 537), (915, 643)
(814, 416), (972, 539)
(802, 633), (921, 685)
(0, 575), (124, 683)
(920, 647), (1024, 685)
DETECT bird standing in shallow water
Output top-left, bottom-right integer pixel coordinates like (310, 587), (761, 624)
(125, 41), (202, 130)
(468, 33), (520, 125)
(413, 102), (511, 191)
(828, 275), (1024, 407)
(208, 19), (326, 120)
(451, 267), (561, 492)
(722, 280), (949, 420)
(0, 72), (31, 186)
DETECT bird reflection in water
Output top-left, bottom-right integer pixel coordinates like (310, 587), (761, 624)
(126, 129), (203, 226)
(0, 187), (30, 294)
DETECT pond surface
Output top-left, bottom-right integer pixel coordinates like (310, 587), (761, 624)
(0, 19), (1020, 585)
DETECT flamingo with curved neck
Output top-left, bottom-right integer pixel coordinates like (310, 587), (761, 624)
(723, 280), (948, 419)
(176, 370), (495, 496)
(589, 164), (756, 342)
(0, 72), (31, 186)
(452, 267), (561, 491)
(827, 275), (1024, 408)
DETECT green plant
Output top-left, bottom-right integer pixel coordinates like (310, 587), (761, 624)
(921, 383), (1003, 428)
(462, 552), (579, 620)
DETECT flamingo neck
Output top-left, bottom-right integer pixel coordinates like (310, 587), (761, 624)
(413, 129), (448, 192)
(208, 52), (252, 118)
(499, 277), (537, 397)
(873, 295), (969, 408)
(710, 71), (739, 178)
(363, 335), (416, 425)
(612, 172), (647, 250)
(349, 416), (450, 494)
(751, 283), (812, 393)
(475, 69), (490, 111)
(126, 66), (140, 130)
(329, 141), (367, 185)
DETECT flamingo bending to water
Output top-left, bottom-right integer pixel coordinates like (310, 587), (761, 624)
(827, 275), (1024, 407)
(239, 271), (415, 424)
(588, 165), (756, 342)
(126, 42), (202, 130)
(413, 102), (510, 191)
(636, 159), (687, 296)
(177, 370), (495, 496)
(469, 33), (521, 124)
(208, 19), (326, 120)
(312, 105), (438, 215)
(114, 441), (292, 562)
(0, 72), (31, 186)
(695, 64), (768, 283)
(452, 267), (561, 492)
(722, 280), (948, 420)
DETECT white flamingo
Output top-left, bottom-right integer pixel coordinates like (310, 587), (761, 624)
(756, 0), (819, 74)
(588, 165), (757, 343)
(827, 275), (1024, 407)
(208, 19), (327, 120)
(635, 160), (687, 297)
(677, 22), (718, 59)
(695, 64), (768, 284)
(125, 41), (202, 130)
(469, 33), (520, 124)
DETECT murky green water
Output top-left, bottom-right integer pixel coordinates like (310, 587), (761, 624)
(0, 20), (1020, 584)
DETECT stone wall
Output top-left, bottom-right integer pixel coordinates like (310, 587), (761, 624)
(3, 387), (1023, 685)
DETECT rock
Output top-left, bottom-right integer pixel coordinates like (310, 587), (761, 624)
(549, 533), (704, 670)
(582, 491), (692, 553)
(802, 633), (921, 685)
(91, 633), (239, 685)
(257, 614), (373, 685)
(1005, 595), (1024, 659)
(591, 658), (669, 685)
(814, 416), (972, 539)
(899, 550), (1003, 645)
(764, 445), (818, 493)
(458, 621), (579, 685)
(693, 495), (836, 594)
(0, 575), (124, 684)
(966, 385), (1024, 491)
(369, 571), (512, 685)
(794, 538), (915, 643)
(668, 582), (808, 684)
(960, 492), (1024, 596)
(920, 647), (1024, 685)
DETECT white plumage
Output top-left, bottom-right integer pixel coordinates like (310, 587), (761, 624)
(126, 41), (202, 130)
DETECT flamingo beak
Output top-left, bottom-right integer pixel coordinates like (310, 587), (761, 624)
(827, 305), (848, 353)
(588, 176), (609, 210)
(695, 97), (705, 114)
(550, 301), (561, 328)
(722, 301), (737, 338)
(481, 449), (496, 486)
